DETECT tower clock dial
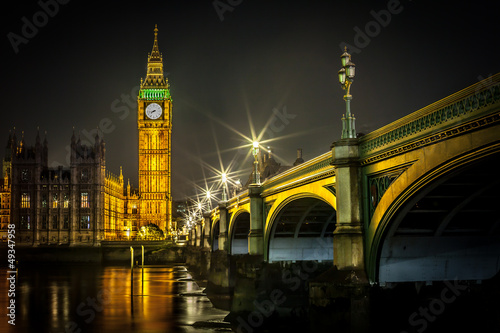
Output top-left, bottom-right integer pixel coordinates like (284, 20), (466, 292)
(145, 103), (162, 119)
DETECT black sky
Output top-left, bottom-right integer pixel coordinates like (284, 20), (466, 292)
(2, 1), (499, 200)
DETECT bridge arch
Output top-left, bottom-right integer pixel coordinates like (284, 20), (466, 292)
(368, 143), (500, 284)
(265, 194), (336, 262)
(228, 209), (250, 255)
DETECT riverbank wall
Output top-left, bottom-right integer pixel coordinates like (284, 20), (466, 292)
(0, 242), (186, 265)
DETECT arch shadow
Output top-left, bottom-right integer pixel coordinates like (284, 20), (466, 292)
(266, 195), (335, 262)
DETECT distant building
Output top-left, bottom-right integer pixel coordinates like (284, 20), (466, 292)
(1, 130), (140, 245)
(0, 165), (11, 242)
(1, 27), (173, 246)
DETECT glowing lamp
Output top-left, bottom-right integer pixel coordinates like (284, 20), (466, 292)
(338, 68), (346, 85)
(341, 50), (351, 67)
(346, 61), (356, 79)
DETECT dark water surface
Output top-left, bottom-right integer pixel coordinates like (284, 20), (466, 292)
(0, 264), (230, 333)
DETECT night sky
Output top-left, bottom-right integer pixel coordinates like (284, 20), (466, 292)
(2, 1), (499, 200)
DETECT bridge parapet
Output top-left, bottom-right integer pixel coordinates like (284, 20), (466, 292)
(226, 189), (249, 211)
(359, 73), (500, 164)
(260, 151), (334, 196)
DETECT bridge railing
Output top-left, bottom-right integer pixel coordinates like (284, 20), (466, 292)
(260, 151), (333, 196)
(209, 151), (334, 217)
(225, 188), (250, 211)
(359, 73), (500, 161)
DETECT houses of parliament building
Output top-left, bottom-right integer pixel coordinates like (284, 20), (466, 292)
(0, 26), (172, 246)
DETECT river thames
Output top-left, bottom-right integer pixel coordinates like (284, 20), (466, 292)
(0, 264), (231, 333)
(2, 261), (500, 332)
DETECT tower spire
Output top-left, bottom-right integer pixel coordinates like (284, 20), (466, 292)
(141, 25), (167, 89)
(149, 24), (162, 63)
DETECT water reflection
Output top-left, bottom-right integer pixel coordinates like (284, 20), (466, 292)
(0, 264), (229, 333)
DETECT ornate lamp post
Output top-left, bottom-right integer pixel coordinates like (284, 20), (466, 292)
(338, 47), (357, 139)
(252, 141), (260, 184)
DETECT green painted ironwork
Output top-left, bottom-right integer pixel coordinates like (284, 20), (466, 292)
(139, 89), (171, 100)
(367, 171), (403, 220)
(360, 81), (500, 155)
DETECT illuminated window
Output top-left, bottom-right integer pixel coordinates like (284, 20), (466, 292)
(52, 194), (58, 208)
(21, 193), (30, 208)
(81, 192), (89, 208)
(80, 215), (90, 229)
(63, 193), (69, 208)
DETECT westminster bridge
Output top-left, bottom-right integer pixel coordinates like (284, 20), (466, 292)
(185, 74), (500, 331)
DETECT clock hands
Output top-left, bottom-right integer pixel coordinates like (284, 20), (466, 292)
(146, 103), (162, 119)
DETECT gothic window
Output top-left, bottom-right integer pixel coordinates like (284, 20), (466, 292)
(21, 169), (29, 182)
(63, 215), (69, 229)
(80, 215), (90, 229)
(81, 169), (89, 182)
(52, 215), (58, 229)
(41, 215), (47, 229)
(52, 193), (58, 208)
(20, 215), (30, 229)
(81, 192), (89, 208)
(63, 193), (69, 208)
(42, 193), (48, 208)
(21, 193), (30, 208)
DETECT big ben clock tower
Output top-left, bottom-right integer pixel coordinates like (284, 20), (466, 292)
(137, 25), (172, 233)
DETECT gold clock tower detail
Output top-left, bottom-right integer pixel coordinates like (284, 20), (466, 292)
(137, 25), (172, 233)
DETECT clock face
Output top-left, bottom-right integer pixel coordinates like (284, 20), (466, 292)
(145, 103), (162, 120)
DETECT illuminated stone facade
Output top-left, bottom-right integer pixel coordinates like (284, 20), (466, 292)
(137, 26), (172, 232)
(1, 131), (138, 246)
(0, 175), (10, 242)
(1, 27), (171, 245)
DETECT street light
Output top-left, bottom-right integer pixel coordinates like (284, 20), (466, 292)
(221, 173), (228, 201)
(252, 141), (260, 184)
(206, 190), (212, 210)
(338, 47), (357, 139)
